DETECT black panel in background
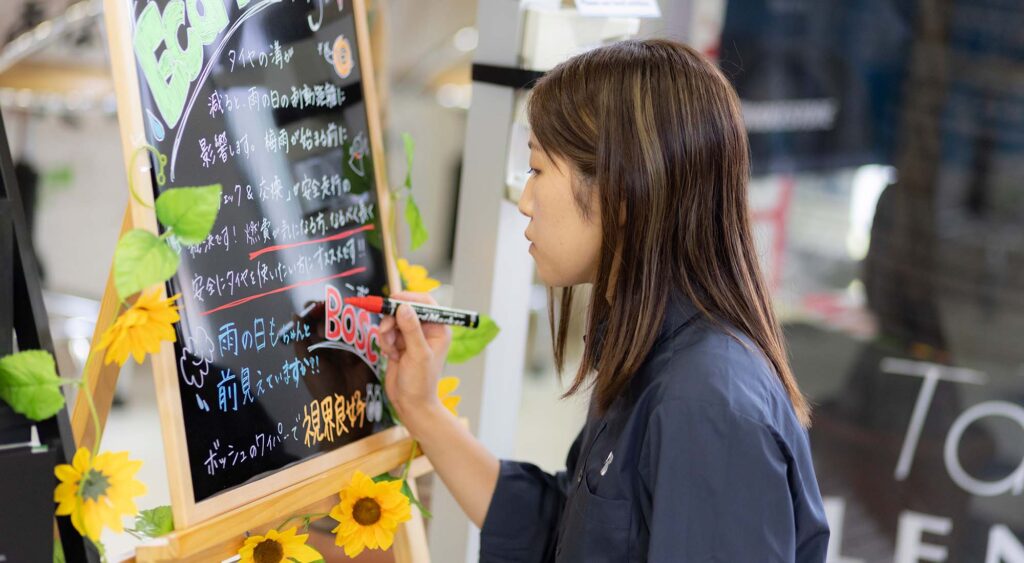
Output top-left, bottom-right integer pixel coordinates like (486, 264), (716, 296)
(0, 199), (34, 446)
(0, 104), (90, 562)
(0, 199), (10, 356)
(780, 0), (1024, 560)
(718, 0), (914, 174)
(0, 447), (59, 562)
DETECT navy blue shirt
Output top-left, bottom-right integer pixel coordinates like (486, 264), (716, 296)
(479, 292), (830, 562)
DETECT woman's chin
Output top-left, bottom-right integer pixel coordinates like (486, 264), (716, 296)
(530, 250), (583, 287)
(534, 267), (571, 288)
(532, 261), (553, 286)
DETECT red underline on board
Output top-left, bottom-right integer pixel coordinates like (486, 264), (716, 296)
(248, 224), (375, 260)
(200, 267), (367, 316)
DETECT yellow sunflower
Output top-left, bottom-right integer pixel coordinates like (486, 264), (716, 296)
(329, 471), (412, 558)
(438, 376), (461, 417)
(237, 527), (322, 563)
(397, 258), (441, 293)
(96, 289), (180, 366)
(53, 447), (147, 541)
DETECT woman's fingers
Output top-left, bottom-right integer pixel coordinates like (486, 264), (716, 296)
(421, 322), (451, 342)
(394, 305), (432, 361)
(382, 361), (399, 401)
(378, 325), (396, 357)
(378, 292), (451, 361)
(378, 324), (408, 360)
(384, 292), (451, 342)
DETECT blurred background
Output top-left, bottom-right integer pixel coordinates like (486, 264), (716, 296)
(0, 0), (1022, 561)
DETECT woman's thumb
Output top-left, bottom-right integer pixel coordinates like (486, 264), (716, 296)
(395, 304), (431, 360)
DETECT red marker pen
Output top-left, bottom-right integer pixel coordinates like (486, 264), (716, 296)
(345, 296), (480, 328)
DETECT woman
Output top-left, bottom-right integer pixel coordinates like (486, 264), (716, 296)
(378, 39), (830, 562)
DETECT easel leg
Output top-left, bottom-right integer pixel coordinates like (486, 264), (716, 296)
(71, 206), (132, 448)
(392, 477), (431, 563)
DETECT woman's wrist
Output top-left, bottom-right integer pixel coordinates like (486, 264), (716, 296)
(396, 401), (451, 444)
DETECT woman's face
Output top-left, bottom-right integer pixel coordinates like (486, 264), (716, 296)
(518, 135), (603, 287)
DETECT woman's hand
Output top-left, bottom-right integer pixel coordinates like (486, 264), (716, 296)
(378, 292), (500, 528)
(378, 291), (452, 436)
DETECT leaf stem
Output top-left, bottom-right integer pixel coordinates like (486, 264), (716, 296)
(67, 300), (124, 452)
(82, 378), (103, 452)
(123, 528), (145, 540)
(127, 147), (156, 209)
(276, 511), (330, 532)
(57, 354), (103, 451)
(400, 440), (417, 483)
(127, 144), (167, 209)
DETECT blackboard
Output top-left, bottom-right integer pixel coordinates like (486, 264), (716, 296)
(127, 0), (397, 507)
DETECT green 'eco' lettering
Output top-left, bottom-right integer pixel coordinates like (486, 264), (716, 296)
(187, 0), (228, 44)
(133, 0), (230, 129)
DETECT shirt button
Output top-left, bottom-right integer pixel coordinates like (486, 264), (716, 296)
(576, 471), (582, 483)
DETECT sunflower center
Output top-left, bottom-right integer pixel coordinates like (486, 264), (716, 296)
(252, 538), (284, 563)
(353, 497), (382, 526)
(79, 469), (111, 501)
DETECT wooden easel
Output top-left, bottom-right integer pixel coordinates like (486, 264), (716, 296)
(69, 0), (435, 559)
(67, 209), (434, 562)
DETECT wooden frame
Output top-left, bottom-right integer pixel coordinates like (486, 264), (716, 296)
(95, 0), (429, 558)
(70, 211), (433, 561)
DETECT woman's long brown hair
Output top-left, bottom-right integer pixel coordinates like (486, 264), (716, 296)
(530, 39), (811, 427)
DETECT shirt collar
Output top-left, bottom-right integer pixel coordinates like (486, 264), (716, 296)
(655, 288), (703, 344)
(586, 288), (703, 349)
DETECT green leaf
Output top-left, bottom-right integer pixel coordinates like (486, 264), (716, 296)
(402, 132), (415, 189)
(114, 229), (180, 300)
(154, 184), (222, 244)
(53, 538), (65, 563)
(404, 194), (428, 251)
(364, 222), (385, 252)
(446, 315), (500, 364)
(134, 505), (174, 537)
(0, 350), (65, 421)
(401, 480), (432, 519)
(43, 165), (74, 190)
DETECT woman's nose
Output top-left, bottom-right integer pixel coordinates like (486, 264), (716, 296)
(518, 179), (534, 218)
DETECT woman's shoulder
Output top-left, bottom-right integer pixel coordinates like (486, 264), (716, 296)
(642, 317), (800, 436)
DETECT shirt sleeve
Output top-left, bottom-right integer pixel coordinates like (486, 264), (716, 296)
(638, 398), (803, 562)
(478, 460), (572, 562)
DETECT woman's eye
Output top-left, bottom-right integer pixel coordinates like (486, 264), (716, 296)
(526, 167), (538, 176)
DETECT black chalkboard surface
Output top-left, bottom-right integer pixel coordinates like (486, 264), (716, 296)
(130, 0), (394, 503)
